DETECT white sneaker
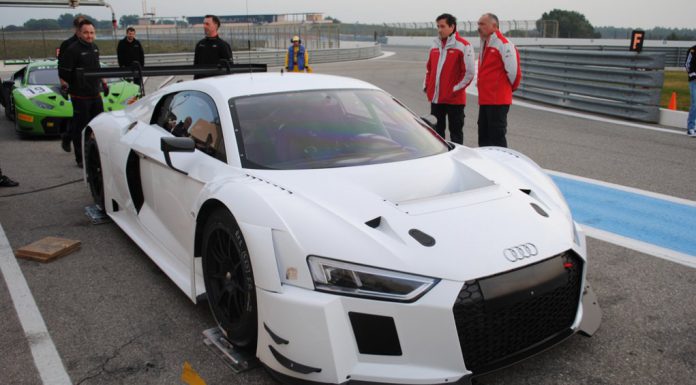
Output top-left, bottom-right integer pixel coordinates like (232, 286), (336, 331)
(688, 129), (696, 137)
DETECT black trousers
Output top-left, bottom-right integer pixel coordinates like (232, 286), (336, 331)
(70, 97), (104, 163)
(430, 103), (464, 145)
(478, 105), (510, 147)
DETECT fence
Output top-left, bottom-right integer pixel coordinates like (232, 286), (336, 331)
(0, 24), (341, 59)
(98, 44), (382, 67)
(515, 48), (665, 123)
(382, 20), (558, 38)
(525, 44), (687, 68)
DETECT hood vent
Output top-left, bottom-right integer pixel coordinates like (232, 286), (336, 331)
(409, 229), (435, 247)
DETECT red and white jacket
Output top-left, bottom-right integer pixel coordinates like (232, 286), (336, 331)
(477, 30), (521, 105)
(424, 32), (475, 105)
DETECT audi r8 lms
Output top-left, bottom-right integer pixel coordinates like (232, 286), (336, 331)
(0, 59), (139, 137)
(82, 71), (601, 385)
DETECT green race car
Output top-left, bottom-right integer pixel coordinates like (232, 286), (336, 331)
(0, 59), (140, 137)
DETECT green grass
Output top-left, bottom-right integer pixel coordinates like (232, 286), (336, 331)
(661, 70), (690, 111)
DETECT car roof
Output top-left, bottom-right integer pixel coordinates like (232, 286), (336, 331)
(27, 59), (58, 70)
(176, 72), (382, 99)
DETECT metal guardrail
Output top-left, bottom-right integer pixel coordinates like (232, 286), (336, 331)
(99, 44), (382, 67)
(516, 48), (665, 123)
(527, 45), (687, 68)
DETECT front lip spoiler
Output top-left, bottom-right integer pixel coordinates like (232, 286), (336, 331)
(578, 284), (602, 336)
(468, 327), (575, 376)
(263, 363), (473, 385)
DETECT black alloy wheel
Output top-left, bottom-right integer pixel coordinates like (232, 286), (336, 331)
(202, 209), (257, 350)
(85, 135), (105, 210)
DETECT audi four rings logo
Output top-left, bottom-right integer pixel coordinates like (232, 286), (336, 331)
(503, 243), (538, 262)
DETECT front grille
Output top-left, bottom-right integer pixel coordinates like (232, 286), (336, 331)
(453, 251), (582, 374)
(41, 117), (67, 135)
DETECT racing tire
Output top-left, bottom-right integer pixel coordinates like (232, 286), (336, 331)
(84, 135), (105, 210)
(202, 209), (258, 350)
(5, 96), (15, 121)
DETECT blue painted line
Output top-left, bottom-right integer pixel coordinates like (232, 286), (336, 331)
(550, 175), (696, 257)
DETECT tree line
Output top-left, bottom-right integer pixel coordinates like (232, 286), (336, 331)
(1, 13), (163, 31)
(2, 10), (695, 41)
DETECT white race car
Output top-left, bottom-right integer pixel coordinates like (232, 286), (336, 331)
(82, 71), (601, 385)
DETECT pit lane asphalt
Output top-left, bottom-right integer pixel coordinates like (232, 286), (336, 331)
(1, 46), (694, 385)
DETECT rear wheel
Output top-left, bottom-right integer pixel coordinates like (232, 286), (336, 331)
(202, 209), (257, 350)
(85, 134), (105, 210)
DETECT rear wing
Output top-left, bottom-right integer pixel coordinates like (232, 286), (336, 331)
(3, 59), (31, 66)
(76, 61), (268, 96)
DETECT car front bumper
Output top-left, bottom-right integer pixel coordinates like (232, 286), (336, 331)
(256, 250), (600, 385)
(14, 106), (70, 136)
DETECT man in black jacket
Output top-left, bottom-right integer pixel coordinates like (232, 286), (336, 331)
(58, 19), (108, 167)
(117, 27), (145, 68)
(193, 15), (232, 79)
(57, 15), (85, 152)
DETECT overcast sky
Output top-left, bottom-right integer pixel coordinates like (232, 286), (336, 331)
(0, 0), (693, 29)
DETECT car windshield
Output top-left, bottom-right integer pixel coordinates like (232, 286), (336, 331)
(230, 89), (449, 170)
(27, 68), (60, 85)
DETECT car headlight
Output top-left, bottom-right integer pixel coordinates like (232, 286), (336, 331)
(307, 256), (438, 302)
(31, 99), (54, 110)
(121, 96), (138, 106)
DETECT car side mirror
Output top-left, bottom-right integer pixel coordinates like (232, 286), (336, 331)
(161, 136), (195, 175)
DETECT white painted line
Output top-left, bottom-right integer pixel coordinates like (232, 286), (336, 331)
(368, 51), (396, 60)
(546, 169), (696, 207)
(0, 223), (72, 385)
(512, 99), (683, 135)
(466, 86), (683, 135)
(582, 225), (696, 269)
(157, 75), (175, 90)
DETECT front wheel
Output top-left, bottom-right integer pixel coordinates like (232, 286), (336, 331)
(85, 134), (104, 210)
(5, 96), (14, 121)
(202, 209), (257, 350)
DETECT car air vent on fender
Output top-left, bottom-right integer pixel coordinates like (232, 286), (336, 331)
(365, 217), (381, 228)
(530, 203), (549, 217)
(409, 229), (435, 247)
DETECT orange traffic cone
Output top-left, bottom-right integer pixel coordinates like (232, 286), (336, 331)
(668, 92), (677, 110)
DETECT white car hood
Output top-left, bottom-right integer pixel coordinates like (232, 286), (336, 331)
(248, 147), (576, 282)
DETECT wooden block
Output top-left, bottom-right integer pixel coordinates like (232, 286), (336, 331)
(15, 237), (81, 263)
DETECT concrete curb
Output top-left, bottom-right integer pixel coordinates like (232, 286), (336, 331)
(659, 108), (688, 129)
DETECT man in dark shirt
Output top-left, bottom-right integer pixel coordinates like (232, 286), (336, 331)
(58, 19), (108, 168)
(193, 14), (232, 79)
(117, 27), (145, 68)
(686, 44), (696, 136)
(57, 15), (85, 152)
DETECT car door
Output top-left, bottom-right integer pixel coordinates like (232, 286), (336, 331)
(126, 90), (232, 285)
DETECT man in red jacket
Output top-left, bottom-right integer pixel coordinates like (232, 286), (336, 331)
(424, 13), (475, 145)
(477, 13), (521, 147)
